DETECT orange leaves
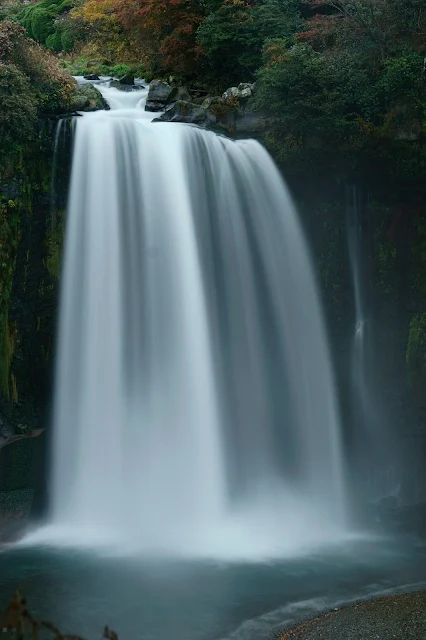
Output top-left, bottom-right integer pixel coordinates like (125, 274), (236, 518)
(115, 0), (205, 71)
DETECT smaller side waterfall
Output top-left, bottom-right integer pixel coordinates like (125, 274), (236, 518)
(346, 186), (400, 506)
(346, 186), (368, 425)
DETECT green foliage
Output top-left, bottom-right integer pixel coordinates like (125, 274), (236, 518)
(30, 7), (54, 42)
(0, 20), (75, 115)
(197, 0), (301, 85)
(18, 0), (75, 50)
(110, 63), (131, 77)
(0, 65), (37, 153)
(0, 196), (21, 400)
(45, 31), (63, 52)
(254, 0), (426, 183)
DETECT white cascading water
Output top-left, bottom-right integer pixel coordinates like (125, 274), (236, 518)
(40, 81), (347, 558)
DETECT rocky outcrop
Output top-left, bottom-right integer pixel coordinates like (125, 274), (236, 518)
(150, 81), (271, 136)
(0, 430), (44, 542)
(158, 100), (213, 125)
(222, 82), (256, 100)
(109, 81), (143, 92)
(145, 80), (174, 112)
(118, 72), (134, 86)
(70, 83), (110, 112)
(168, 86), (192, 104)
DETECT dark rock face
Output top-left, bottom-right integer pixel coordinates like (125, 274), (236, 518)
(212, 106), (272, 135)
(159, 100), (211, 125)
(150, 81), (271, 136)
(0, 120), (71, 530)
(0, 431), (44, 542)
(168, 86), (192, 104)
(145, 80), (174, 112)
(154, 98), (272, 137)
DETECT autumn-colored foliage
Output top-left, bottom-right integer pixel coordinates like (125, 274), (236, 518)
(0, 19), (74, 117)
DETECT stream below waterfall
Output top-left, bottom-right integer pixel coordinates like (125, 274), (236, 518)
(2, 537), (426, 640)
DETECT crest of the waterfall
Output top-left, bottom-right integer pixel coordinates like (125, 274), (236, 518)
(46, 85), (348, 559)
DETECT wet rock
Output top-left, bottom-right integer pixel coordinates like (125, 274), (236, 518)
(0, 512), (28, 544)
(159, 100), (208, 125)
(110, 81), (142, 92)
(145, 80), (174, 112)
(0, 431), (44, 543)
(118, 72), (135, 86)
(83, 74), (100, 81)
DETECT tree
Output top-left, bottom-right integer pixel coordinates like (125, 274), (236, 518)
(197, 0), (301, 85)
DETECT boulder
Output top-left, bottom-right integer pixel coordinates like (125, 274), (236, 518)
(69, 94), (90, 111)
(83, 74), (100, 81)
(118, 72), (135, 86)
(192, 95), (208, 105)
(145, 80), (174, 112)
(110, 81), (142, 92)
(71, 84), (110, 111)
(159, 100), (208, 125)
(201, 96), (222, 110)
(0, 430), (44, 543)
(167, 86), (192, 105)
(222, 83), (255, 100)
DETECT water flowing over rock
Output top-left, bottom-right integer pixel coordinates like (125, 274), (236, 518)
(46, 83), (347, 559)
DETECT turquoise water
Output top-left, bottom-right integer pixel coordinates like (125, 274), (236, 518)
(1, 537), (426, 640)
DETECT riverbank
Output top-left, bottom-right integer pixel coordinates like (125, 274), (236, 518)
(282, 590), (426, 639)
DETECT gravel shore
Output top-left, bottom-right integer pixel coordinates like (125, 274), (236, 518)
(281, 590), (426, 640)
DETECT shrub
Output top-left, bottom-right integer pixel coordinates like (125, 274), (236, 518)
(0, 64), (37, 153)
(0, 20), (75, 114)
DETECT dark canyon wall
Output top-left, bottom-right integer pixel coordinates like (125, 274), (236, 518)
(0, 119), (71, 529)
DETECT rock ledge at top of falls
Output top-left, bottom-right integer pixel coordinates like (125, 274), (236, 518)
(147, 80), (272, 135)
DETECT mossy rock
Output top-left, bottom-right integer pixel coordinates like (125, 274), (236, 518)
(70, 84), (109, 112)
(70, 93), (90, 111)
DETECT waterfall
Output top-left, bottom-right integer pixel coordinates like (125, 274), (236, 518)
(346, 187), (400, 505)
(45, 82), (347, 558)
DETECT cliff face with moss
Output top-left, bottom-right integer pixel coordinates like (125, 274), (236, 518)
(0, 21), (74, 528)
